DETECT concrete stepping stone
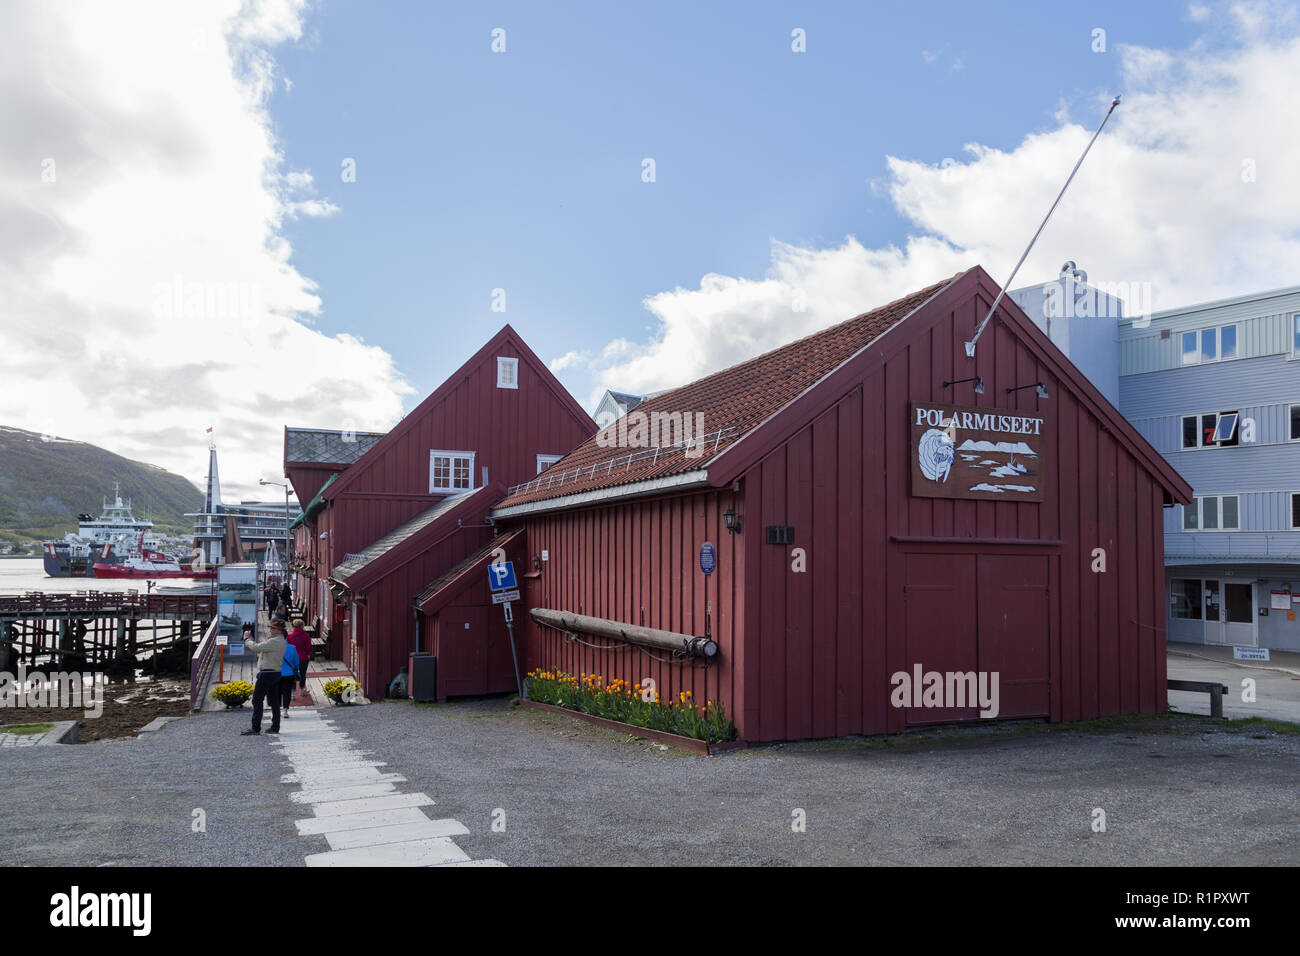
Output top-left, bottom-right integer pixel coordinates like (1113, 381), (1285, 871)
(304, 837), (470, 867)
(324, 818), (469, 850)
(290, 782), (401, 804)
(311, 793), (434, 817)
(295, 807), (431, 835)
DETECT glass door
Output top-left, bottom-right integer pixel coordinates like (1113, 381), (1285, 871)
(1223, 581), (1257, 647)
(1203, 580), (1225, 644)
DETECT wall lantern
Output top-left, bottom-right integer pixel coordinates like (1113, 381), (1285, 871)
(1007, 381), (1049, 399)
(942, 375), (984, 395)
(723, 508), (742, 535)
(532, 555), (542, 571)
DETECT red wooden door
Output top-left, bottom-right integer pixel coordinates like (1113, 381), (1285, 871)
(903, 552), (980, 724)
(977, 554), (1050, 718)
(485, 606), (519, 693)
(437, 608), (486, 697)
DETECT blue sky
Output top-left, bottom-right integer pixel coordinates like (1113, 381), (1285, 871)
(7, 0), (1295, 495)
(270, 1), (1203, 406)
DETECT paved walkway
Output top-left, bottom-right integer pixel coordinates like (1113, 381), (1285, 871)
(1167, 646), (1300, 722)
(271, 706), (503, 866)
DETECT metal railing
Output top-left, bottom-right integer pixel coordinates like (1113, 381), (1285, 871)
(506, 425), (739, 497)
(0, 591), (216, 619)
(189, 616), (220, 711)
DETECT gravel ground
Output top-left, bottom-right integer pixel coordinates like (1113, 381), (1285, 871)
(0, 707), (307, 866)
(322, 698), (1300, 866)
(2, 698), (1297, 866)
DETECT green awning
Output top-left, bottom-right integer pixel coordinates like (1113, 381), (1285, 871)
(289, 473), (338, 530)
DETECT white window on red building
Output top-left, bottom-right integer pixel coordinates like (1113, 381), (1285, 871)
(429, 450), (475, 493)
(496, 357), (519, 389)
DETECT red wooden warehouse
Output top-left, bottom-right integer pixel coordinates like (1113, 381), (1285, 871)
(283, 325), (595, 698)
(491, 266), (1193, 743)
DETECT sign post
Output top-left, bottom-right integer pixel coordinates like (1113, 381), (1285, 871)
(488, 560), (524, 703)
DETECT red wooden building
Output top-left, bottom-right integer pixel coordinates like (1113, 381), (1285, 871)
(491, 266), (1193, 743)
(283, 325), (596, 698)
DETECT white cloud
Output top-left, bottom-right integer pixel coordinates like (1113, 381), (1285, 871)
(0, 0), (411, 501)
(575, 14), (1300, 398)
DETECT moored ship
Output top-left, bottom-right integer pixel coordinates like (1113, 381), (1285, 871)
(41, 483), (160, 577)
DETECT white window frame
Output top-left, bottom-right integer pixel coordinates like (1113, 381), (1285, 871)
(1293, 315), (1300, 358)
(1180, 409), (1239, 449)
(496, 357), (519, 389)
(429, 449), (475, 493)
(1182, 494), (1240, 532)
(535, 453), (563, 474)
(1292, 491), (1300, 530)
(1180, 323), (1238, 365)
(1290, 403), (1300, 442)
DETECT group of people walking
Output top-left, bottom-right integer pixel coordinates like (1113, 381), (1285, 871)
(242, 585), (313, 735)
(264, 581), (291, 616)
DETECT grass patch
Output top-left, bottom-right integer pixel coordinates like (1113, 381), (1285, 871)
(788, 710), (1298, 754)
(0, 722), (54, 736)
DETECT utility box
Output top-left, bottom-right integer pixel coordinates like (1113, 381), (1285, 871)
(409, 652), (437, 702)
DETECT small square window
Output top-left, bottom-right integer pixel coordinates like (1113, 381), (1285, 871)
(429, 450), (475, 492)
(496, 357), (519, 389)
(536, 454), (563, 474)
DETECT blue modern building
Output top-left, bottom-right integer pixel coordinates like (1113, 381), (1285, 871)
(1116, 287), (1300, 651)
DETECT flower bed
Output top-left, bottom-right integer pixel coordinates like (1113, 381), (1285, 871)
(524, 670), (735, 744)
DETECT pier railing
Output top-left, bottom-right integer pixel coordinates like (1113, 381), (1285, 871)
(189, 617), (220, 712)
(0, 591), (216, 620)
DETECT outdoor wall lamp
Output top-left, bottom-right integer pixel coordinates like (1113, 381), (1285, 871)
(1006, 381), (1050, 399)
(942, 375), (984, 395)
(723, 508), (741, 534)
(533, 555), (541, 571)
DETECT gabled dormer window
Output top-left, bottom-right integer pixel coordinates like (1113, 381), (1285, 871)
(496, 357), (519, 389)
(430, 450), (475, 493)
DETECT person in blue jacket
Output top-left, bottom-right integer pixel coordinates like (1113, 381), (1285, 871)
(279, 639), (300, 717)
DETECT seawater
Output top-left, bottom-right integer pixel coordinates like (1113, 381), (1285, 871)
(0, 558), (208, 596)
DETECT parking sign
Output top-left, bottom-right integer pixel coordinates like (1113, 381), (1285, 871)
(488, 560), (517, 591)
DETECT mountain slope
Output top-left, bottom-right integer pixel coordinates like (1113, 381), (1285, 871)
(0, 426), (202, 545)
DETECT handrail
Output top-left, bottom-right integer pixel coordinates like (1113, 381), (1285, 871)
(189, 616), (220, 711)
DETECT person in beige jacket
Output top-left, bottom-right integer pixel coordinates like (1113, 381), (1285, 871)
(242, 620), (288, 736)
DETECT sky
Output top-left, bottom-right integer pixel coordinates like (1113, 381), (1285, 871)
(1, 0), (1298, 501)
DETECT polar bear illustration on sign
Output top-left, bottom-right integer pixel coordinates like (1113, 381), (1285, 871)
(917, 428), (955, 483)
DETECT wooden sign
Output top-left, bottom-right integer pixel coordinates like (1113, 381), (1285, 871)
(910, 402), (1048, 502)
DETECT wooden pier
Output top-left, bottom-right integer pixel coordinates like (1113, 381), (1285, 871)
(0, 591), (216, 676)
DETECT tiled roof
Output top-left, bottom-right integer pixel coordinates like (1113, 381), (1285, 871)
(496, 275), (958, 509)
(285, 427), (386, 465)
(415, 529), (524, 612)
(332, 491), (473, 585)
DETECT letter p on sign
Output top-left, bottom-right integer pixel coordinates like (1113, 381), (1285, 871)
(488, 561), (516, 590)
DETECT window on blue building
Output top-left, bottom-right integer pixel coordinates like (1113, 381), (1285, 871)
(1291, 404), (1300, 441)
(1294, 315), (1300, 357)
(1170, 579), (1203, 619)
(1180, 324), (1238, 364)
(1220, 324), (1237, 359)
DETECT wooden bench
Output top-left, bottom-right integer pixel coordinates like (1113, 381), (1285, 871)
(1167, 679), (1230, 718)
